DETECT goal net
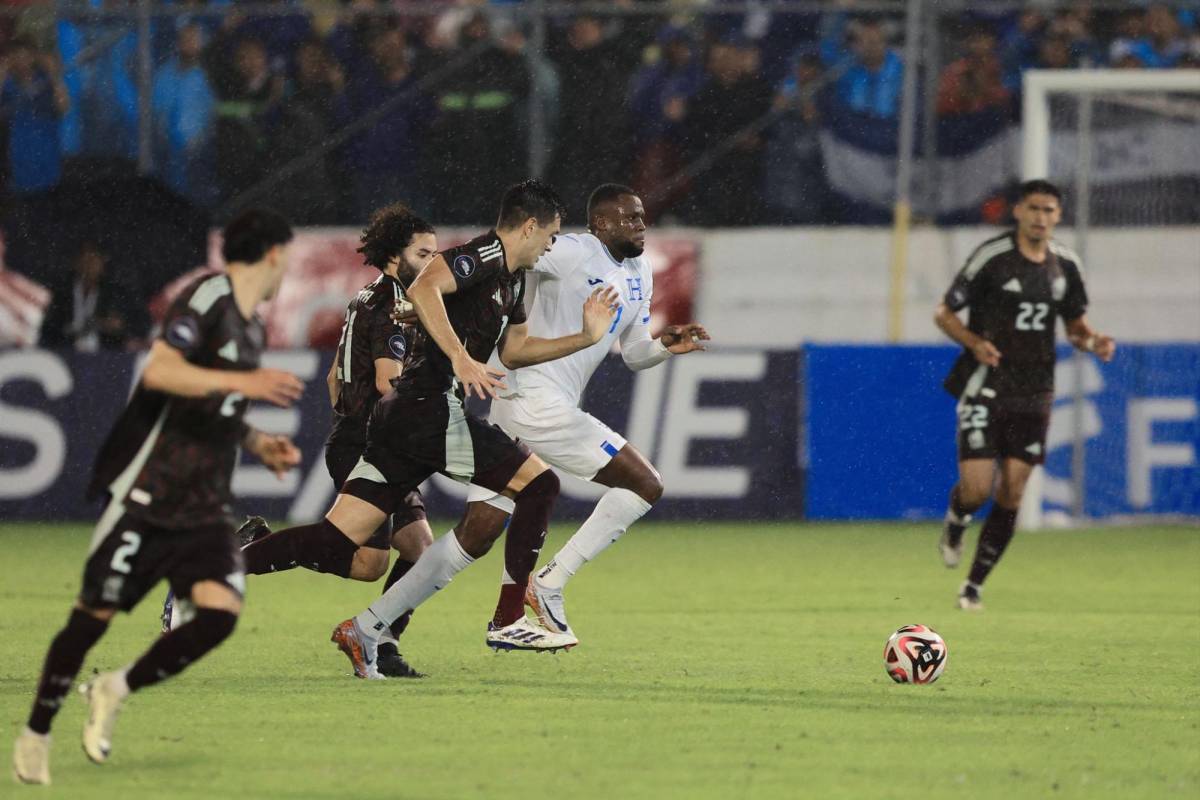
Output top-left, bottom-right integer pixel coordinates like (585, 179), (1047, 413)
(1019, 69), (1200, 528)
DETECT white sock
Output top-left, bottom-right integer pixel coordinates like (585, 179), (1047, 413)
(109, 669), (131, 699)
(356, 531), (473, 639)
(537, 488), (651, 590)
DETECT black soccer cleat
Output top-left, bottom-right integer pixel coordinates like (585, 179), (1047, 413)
(236, 516), (272, 548)
(376, 642), (426, 678)
(956, 581), (984, 611)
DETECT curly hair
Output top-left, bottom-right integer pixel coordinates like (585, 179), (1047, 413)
(357, 203), (436, 271)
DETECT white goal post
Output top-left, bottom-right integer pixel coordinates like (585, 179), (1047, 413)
(1018, 69), (1200, 530)
(1022, 69), (1200, 181)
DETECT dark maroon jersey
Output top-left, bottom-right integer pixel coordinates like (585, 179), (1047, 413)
(87, 272), (264, 528)
(942, 232), (1088, 409)
(398, 230), (527, 398)
(328, 273), (411, 447)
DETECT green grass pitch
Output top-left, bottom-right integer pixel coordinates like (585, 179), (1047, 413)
(2, 521), (1197, 799)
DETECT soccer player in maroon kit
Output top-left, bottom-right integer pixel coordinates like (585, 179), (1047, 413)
(225, 203), (440, 677)
(240, 181), (620, 675)
(13, 210), (304, 785)
(934, 180), (1115, 610)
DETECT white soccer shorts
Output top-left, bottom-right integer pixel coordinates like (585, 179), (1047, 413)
(486, 390), (627, 481)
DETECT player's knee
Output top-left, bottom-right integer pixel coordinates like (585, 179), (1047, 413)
(350, 547), (388, 581)
(639, 469), (664, 504)
(391, 522), (434, 561)
(958, 483), (991, 510)
(996, 483), (1025, 509)
(519, 467), (560, 502)
(455, 502), (513, 558)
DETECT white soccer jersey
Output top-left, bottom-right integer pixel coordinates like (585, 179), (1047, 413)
(500, 232), (655, 404)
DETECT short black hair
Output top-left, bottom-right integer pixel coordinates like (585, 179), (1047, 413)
(221, 208), (294, 264)
(357, 202), (435, 271)
(586, 183), (638, 227)
(496, 179), (564, 230)
(1016, 179), (1063, 203)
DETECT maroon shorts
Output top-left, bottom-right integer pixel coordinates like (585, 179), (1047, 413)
(342, 391), (531, 516)
(80, 512), (242, 612)
(956, 398), (1051, 465)
(325, 442), (425, 549)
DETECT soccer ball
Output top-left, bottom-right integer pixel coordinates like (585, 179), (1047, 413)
(884, 624), (947, 684)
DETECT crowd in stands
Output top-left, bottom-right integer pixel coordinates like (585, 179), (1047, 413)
(1, 0), (1198, 237)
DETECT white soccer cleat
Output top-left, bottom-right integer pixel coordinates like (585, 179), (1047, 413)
(331, 619), (386, 680)
(12, 728), (51, 785)
(525, 574), (576, 639)
(938, 527), (964, 569)
(486, 616), (577, 652)
(80, 671), (127, 764)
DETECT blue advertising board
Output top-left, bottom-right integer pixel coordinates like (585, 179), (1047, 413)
(804, 344), (1200, 520)
(0, 347), (802, 522)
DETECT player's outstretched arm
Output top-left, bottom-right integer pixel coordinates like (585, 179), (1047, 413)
(933, 303), (1001, 367)
(1065, 316), (1116, 362)
(407, 254), (506, 399)
(142, 340), (304, 407)
(499, 285), (619, 369)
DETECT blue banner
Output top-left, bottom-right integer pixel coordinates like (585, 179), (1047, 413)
(0, 348), (802, 523)
(804, 344), (1200, 520)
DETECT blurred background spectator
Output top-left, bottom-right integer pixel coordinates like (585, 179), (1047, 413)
(1, 35), (69, 196)
(422, 11), (529, 225)
(937, 23), (1010, 117)
(547, 13), (630, 224)
(40, 238), (146, 351)
(272, 36), (345, 224)
(629, 24), (703, 222)
(151, 22), (214, 208)
(210, 35), (283, 207)
(821, 15), (904, 119)
(680, 34), (773, 226)
(764, 51), (828, 224)
(346, 21), (427, 223)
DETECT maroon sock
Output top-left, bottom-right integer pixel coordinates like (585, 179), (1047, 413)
(126, 609), (237, 692)
(492, 471), (559, 627)
(383, 558), (415, 638)
(27, 609), (109, 734)
(967, 505), (1019, 587)
(242, 519), (358, 577)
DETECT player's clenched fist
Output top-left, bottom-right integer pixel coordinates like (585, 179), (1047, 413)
(237, 368), (305, 407)
(581, 285), (621, 344)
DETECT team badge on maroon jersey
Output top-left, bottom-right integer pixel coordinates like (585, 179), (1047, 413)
(453, 254), (476, 279)
(165, 316), (199, 350)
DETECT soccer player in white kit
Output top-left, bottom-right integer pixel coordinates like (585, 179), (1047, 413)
(470, 184), (710, 645)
